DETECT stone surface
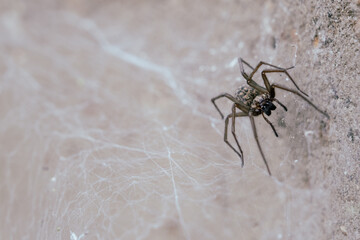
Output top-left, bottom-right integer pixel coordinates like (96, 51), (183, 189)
(0, 0), (359, 239)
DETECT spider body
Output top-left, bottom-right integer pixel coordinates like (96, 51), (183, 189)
(235, 86), (276, 116)
(211, 58), (329, 175)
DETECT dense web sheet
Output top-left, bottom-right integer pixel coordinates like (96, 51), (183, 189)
(3, 0), (359, 239)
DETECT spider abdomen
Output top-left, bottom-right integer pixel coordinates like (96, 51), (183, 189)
(234, 86), (261, 107)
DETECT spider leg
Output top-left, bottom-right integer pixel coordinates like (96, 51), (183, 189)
(271, 84), (330, 118)
(238, 58), (254, 74)
(249, 113), (272, 176)
(261, 69), (309, 97)
(238, 58), (295, 95)
(261, 112), (278, 137)
(231, 104), (247, 167)
(249, 61), (294, 80)
(273, 98), (287, 111)
(211, 93), (248, 119)
(224, 106), (248, 167)
(238, 58), (267, 93)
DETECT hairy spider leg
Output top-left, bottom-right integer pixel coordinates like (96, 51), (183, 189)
(224, 105), (248, 167)
(247, 60), (294, 79)
(261, 69), (309, 96)
(261, 112), (278, 137)
(270, 84), (330, 118)
(260, 70), (330, 118)
(249, 113), (272, 176)
(238, 58), (301, 96)
(231, 104), (247, 166)
(211, 93), (249, 119)
(238, 58), (255, 72)
(273, 98), (288, 111)
(238, 58), (269, 94)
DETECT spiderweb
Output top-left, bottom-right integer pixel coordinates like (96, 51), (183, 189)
(0, 1), (331, 239)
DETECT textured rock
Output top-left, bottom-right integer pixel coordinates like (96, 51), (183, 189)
(0, 0), (359, 239)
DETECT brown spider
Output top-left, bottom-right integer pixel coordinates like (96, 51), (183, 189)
(211, 58), (329, 175)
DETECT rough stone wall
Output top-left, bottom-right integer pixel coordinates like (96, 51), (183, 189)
(0, 0), (359, 239)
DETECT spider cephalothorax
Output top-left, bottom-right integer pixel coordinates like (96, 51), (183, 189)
(251, 93), (277, 116)
(259, 98), (276, 116)
(211, 58), (329, 175)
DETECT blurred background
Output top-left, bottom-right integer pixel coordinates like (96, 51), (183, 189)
(0, 0), (359, 239)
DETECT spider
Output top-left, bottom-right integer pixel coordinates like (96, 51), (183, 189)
(211, 58), (329, 175)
